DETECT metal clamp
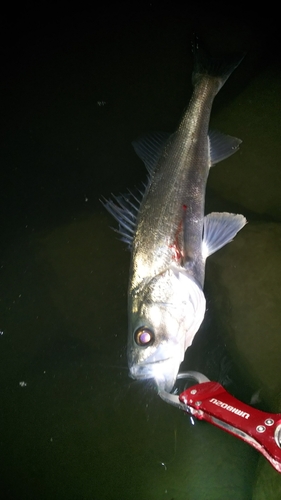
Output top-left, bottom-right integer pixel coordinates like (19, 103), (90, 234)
(158, 371), (281, 473)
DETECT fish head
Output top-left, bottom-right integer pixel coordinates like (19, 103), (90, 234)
(128, 267), (206, 392)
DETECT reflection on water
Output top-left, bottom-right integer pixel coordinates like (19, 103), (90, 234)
(1, 10), (281, 500)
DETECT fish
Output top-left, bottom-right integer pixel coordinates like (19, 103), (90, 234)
(103, 44), (246, 392)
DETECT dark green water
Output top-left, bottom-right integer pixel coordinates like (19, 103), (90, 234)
(1, 7), (281, 499)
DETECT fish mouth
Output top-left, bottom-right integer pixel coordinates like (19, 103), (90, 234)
(130, 357), (170, 377)
(129, 357), (179, 392)
(138, 357), (171, 367)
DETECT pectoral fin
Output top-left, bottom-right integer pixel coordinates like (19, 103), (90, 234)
(202, 212), (247, 258)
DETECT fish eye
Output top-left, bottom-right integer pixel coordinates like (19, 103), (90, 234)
(134, 327), (154, 347)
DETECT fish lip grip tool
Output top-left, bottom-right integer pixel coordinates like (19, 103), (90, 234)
(158, 371), (281, 473)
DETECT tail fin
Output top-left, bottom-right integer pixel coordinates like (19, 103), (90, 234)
(192, 38), (245, 92)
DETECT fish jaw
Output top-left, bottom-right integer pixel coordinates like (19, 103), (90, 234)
(129, 343), (185, 393)
(128, 266), (206, 392)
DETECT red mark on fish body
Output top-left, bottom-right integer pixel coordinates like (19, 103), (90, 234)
(169, 204), (187, 263)
(170, 243), (182, 262)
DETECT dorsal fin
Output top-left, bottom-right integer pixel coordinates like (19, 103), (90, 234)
(132, 132), (171, 175)
(101, 188), (144, 248)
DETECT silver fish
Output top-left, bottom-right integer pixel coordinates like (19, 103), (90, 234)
(103, 45), (246, 392)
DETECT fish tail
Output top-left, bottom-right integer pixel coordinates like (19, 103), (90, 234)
(192, 38), (244, 92)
